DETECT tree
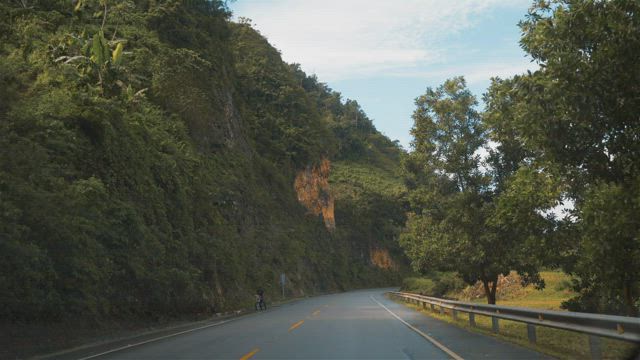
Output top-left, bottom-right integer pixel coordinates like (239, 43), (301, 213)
(486, 0), (640, 315)
(401, 77), (553, 304)
(483, 77), (567, 277)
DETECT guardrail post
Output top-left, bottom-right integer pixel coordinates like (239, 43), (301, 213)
(526, 324), (536, 344)
(439, 305), (445, 315)
(469, 313), (476, 327)
(492, 316), (499, 333)
(430, 304), (435, 312)
(452, 309), (458, 320)
(589, 335), (602, 360)
(422, 302), (427, 309)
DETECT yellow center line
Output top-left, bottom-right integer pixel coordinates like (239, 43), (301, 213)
(288, 320), (304, 331)
(312, 310), (320, 316)
(239, 348), (260, 360)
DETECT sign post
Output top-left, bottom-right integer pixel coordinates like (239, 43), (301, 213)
(280, 273), (286, 299)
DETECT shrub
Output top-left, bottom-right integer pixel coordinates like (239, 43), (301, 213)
(402, 277), (436, 295)
(402, 272), (465, 297)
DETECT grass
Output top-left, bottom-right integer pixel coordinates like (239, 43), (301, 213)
(448, 271), (574, 308)
(398, 271), (639, 360)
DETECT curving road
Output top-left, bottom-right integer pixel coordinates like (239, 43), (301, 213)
(79, 289), (548, 360)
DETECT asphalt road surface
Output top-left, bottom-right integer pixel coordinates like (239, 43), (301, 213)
(83, 289), (548, 359)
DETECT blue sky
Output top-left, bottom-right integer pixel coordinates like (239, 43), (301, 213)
(229, 0), (538, 149)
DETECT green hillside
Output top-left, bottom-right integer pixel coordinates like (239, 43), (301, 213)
(0, 0), (407, 330)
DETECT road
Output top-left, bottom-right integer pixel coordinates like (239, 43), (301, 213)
(82, 289), (548, 359)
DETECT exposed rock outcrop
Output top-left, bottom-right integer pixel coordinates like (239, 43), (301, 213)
(370, 247), (397, 270)
(294, 158), (336, 231)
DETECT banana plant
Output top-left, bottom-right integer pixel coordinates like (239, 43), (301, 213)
(55, 0), (130, 96)
(90, 31), (110, 67)
(112, 42), (123, 66)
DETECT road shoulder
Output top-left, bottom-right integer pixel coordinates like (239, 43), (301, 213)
(376, 293), (551, 359)
(38, 297), (305, 360)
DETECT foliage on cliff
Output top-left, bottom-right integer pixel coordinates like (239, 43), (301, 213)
(0, 0), (406, 323)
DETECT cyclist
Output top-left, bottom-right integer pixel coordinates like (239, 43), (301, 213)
(255, 289), (266, 310)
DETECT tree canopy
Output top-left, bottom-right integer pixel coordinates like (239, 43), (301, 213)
(401, 77), (556, 304)
(403, 0), (640, 314)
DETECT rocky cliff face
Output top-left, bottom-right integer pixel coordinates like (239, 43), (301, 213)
(294, 158), (336, 231)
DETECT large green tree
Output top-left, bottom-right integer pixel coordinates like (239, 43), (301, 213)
(485, 0), (640, 315)
(401, 77), (553, 304)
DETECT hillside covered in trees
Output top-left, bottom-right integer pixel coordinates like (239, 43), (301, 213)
(0, 0), (408, 327)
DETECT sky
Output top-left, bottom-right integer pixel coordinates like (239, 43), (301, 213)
(229, 0), (538, 149)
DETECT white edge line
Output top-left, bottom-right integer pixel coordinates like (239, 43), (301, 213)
(370, 295), (464, 360)
(77, 318), (237, 360)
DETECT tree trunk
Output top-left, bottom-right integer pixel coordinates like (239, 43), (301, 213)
(482, 277), (498, 305)
(490, 279), (498, 305)
(623, 282), (638, 317)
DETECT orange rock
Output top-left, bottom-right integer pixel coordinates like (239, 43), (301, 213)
(370, 248), (397, 270)
(294, 157), (335, 231)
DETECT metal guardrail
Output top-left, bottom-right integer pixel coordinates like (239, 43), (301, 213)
(389, 291), (640, 359)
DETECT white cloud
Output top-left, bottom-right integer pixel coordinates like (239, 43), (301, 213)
(464, 62), (536, 83)
(232, 0), (531, 81)
(387, 61), (537, 84)
(388, 62), (538, 84)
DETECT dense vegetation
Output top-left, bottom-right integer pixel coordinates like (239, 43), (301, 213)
(0, 0), (407, 326)
(401, 0), (640, 315)
(1, 3), (637, 351)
